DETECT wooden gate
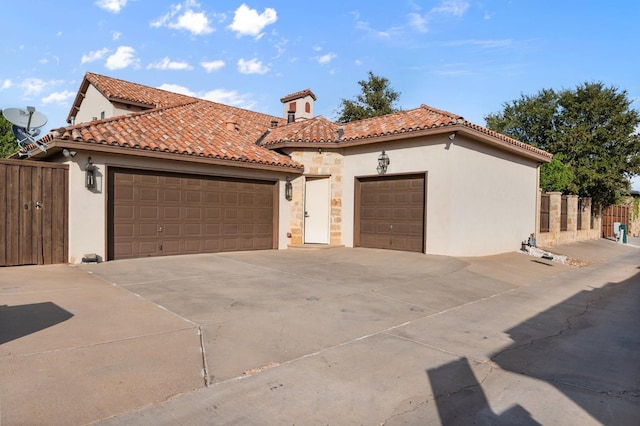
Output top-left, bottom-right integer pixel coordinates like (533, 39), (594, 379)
(0, 159), (68, 266)
(601, 204), (629, 239)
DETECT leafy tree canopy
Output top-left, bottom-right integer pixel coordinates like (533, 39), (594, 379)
(485, 82), (640, 206)
(336, 71), (401, 123)
(0, 111), (19, 158)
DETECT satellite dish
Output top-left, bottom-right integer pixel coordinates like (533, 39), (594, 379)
(3, 106), (49, 156)
(3, 107), (48, 129)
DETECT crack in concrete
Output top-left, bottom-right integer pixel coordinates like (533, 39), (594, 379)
(380, 364), (494, 425)
(491, 286), (607, 362)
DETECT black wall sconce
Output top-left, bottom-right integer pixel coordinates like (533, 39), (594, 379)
(85, 157), (97, 190)
(285, 176), (293, 201)
(377, 150), (390, 175)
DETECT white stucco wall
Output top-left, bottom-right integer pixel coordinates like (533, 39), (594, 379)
(61, 152), (290, 263)
(72, 85), (147, 124)
(72, 85), (115, 124)
(342, 134), (540, 257)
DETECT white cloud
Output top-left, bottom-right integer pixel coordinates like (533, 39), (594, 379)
(95, 0), (128, 13)
(147, 57), (193, 70)
(105, 46), (138, 70)
(157, 83), (196, 97)
(201, 60), (225, 72)
(1, 79), (12, 90)
(408, 13), (429, 33)
(317, 53), (336, 65)
(201, 89), (256, 109)
(156, 84), (256, 109)
(19, 78), (47, 96)
(81, 48), (110, 64)
(353, 14), (402, 39)
(151, 1), (214, 36)
(42, 90), (75, 105)
(40, 58), (49, 64)
(228, 4), (277, 39)
(431, 0), (470, 17)
(112, 31), (122, 40)
(237, 58), (269, 75)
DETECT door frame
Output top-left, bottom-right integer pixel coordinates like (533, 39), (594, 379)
(303, 176), (331, 244)
(353, 171), (428, 253)
(107, 167), (279, 260)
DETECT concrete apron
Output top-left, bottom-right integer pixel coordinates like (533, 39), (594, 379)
(0, 265), (204, 426)
(1, 239), (638, 425)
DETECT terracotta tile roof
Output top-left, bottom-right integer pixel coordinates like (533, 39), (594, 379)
(263, 116), (341, 145)
(262, 104), (552, 160)
(50, 100), (301, 170)
(280, 89), (317, 103)
(67, 72), (197, 122)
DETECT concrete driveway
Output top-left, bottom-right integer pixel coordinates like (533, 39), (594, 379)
(1, 241), (639, 425)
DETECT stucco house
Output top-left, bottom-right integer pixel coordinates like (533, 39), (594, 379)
(29, 72), (551, 263)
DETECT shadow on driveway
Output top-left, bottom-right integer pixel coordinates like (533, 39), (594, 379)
(427, 270), (640, 425)
(0, 302), (73, 345)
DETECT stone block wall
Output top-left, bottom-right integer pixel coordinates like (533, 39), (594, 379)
(536, 192), (601, 247)
(287, 149), (344, 245)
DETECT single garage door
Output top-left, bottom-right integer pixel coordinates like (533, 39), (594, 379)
(355, 174), (425, 253)
(108, 168), (276, 260)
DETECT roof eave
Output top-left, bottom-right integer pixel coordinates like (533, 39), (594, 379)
(266, 124), (552, 163)
(31, 140), (305, 174)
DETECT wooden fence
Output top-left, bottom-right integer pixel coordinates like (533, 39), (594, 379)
(0, 159), (69, 266)
(601, 205), (629, 239)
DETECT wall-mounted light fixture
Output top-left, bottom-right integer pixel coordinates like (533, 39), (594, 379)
(448, 131), (457, 141)
(85, 157), (97, 190)
(285, 176), (293, 201)
(377, 151), (390, 175)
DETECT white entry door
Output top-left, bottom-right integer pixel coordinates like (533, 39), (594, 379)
(304, 177), (330, 244)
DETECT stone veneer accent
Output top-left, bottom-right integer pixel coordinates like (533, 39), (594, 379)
(287, 149), (344, 245)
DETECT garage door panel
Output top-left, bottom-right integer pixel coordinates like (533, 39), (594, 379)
(183, 240), (202, 253)
(184, 207), (202, 220)
(162, 224), (181, 237)
(139, 205), (160, 219)
(357, 175), (425, 253)
(138, 224), (159, 237)
(185, 190), (201, 203)
(164, 189), (181, 202)
(205, 192), (222, 204)
(161, 206), (180, 220)
(184, 223), (202, 236)
(115, 186), (134, 201)
(109, 169), (275, 260)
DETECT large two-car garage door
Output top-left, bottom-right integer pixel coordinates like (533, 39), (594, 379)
(108, 168), (276, 260)
(355, 174), (426, 253)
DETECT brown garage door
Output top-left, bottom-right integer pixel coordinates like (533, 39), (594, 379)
(355, 174), (425, 253)
(108, 168), (276, 260)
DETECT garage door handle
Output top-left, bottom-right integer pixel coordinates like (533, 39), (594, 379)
(158, 227), (163, 233)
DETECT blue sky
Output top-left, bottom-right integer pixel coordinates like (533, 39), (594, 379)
(1, 0), (639, 188)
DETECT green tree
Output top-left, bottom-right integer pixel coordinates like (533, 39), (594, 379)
(0, 111), (18, 158)
(336, 71), (401, 122)
(539, 154), (575, 192)
(485, 82), (640, 206)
